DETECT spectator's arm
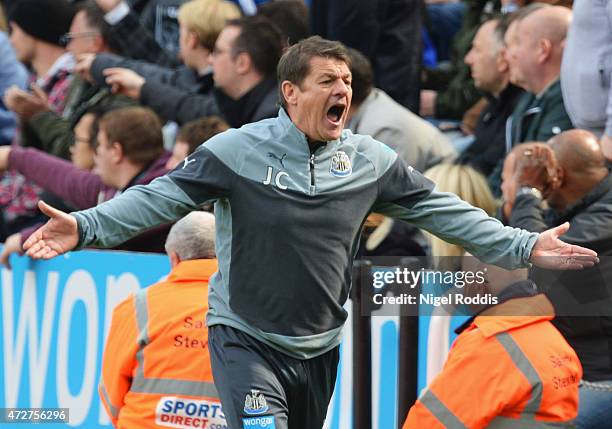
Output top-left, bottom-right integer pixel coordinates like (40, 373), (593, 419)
(26, 111), (73, 159)
(139, 82), (220, 125)
(8, 146), (106, 209)
(507, 194), (548, 233)
(99, 296), (139, 427)
(91, 53), (189, 88)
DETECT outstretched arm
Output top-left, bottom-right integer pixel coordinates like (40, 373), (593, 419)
(24, 142), (236, 258)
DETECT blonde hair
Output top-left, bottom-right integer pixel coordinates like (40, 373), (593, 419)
(178, 0), (241, 51)
(423, 164), (497, 260)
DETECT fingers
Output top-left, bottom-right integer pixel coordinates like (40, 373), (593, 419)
(0, 249), (11, 270)
(30, 84), (47, 101)
(550, 222), (570, 238)
(25, 241), (58, 260)
(38, 200), (65, 219)
(568, 243), (599, 259)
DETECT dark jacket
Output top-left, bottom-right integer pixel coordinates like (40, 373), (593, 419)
(458, 84), (524, 176)
(507, 79), (574, 146)
(9, 146), (172, 253)
(109, 0), (182, 67)
(504, 174), (612, 381)
(22, 76), (135, 160)
(139, 76), (278, 127)
(91, 53), (213, 95)
(488, 80), (574, 197)
(425, 0), (500, 119)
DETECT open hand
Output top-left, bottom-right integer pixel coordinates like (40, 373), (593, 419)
(103, 67), (145, 99)
(530, 222), (599, 270)
(23, 201), (79, 260)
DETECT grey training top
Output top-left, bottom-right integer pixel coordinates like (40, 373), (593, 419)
(74, 108), (539, 359)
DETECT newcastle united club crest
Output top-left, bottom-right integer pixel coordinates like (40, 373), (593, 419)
(330, 150), (352, 177)
(244, 389), (269, 415)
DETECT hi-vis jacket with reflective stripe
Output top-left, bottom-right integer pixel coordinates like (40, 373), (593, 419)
(75, 108), (539, 359)
(404, 294), (582, 429)
(100, 259), (223, 429)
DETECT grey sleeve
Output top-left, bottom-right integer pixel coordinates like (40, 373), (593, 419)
(372, 159), (538, 268)
(74, 145), (235, 248)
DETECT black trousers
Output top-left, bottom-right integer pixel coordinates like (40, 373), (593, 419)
(209, 325), (340, 429)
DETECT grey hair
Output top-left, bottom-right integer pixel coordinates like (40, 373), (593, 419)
(165, 212), (216, 260)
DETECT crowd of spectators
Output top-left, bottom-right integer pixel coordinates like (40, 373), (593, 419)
(0, 0), (610, 427)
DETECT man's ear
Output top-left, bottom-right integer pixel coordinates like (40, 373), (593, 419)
(168, 250), (181, 268)
(111, 141), (123, 163)
(537, 38), (552, 64)
(497, 47), (509, 74)
(235, 52), (251, 75)
(281, 81), (298, 106)
(550, 166), (564, 190)
(188, 31), (199, 50)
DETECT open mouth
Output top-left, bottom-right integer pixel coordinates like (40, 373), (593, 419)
(326, 103), (346, 124)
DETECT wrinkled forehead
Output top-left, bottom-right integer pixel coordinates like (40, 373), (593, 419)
(306, 56), (351, 79)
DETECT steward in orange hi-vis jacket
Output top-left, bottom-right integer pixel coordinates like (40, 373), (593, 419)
(99, 258), (224, 429)
(404, 280), (582, 429)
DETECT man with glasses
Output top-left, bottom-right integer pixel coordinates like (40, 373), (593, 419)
(5, 0), (127, 160)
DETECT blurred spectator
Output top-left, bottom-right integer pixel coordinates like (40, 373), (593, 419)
(99, 16), (282, 127)
(424, 0), (466, 63)
(457, 17), (524, 183)
(100, 211), (225, 429)
(87, 0), (241, 99)
(0, 106), (171, 260)
(0, 5), (28, 146)
(94, 0), (186, 66)
(504, 5), (573, 145)
(484, 4), (573, 197)
(357, 213), (426, 258)
(4, 0), (75, 121)
(500, 131), (612, 428)
(561, 0), (612, 161)
(346, 48), (455, 173)
(69, 111), (97, 171)
(257, 0), (309, 46)
(420, 0), (495, 120)
(310, 0), (422, 112)
(421, 0), (571, 120)
(16, 0), (131, 160)
(404, 258), (581, 428)
(0, 107), (101, 266)
(0, 0), (75, 240)
(166, 116), (230, 169)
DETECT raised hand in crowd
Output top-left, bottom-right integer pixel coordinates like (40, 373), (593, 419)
(95, 0), (122, 13)
(0, 233), (24, 270)
(103, 68), (145, 99)
(23, 201), (79, 260)
(75, 53), (97, 83)
(3, 84), (50, 120)
(514, 143), (559, 198)
(0, 146), (10, 173)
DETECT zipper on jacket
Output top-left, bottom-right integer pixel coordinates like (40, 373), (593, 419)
(308, 142), (324, 195)
(309, 153), (316, 187)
